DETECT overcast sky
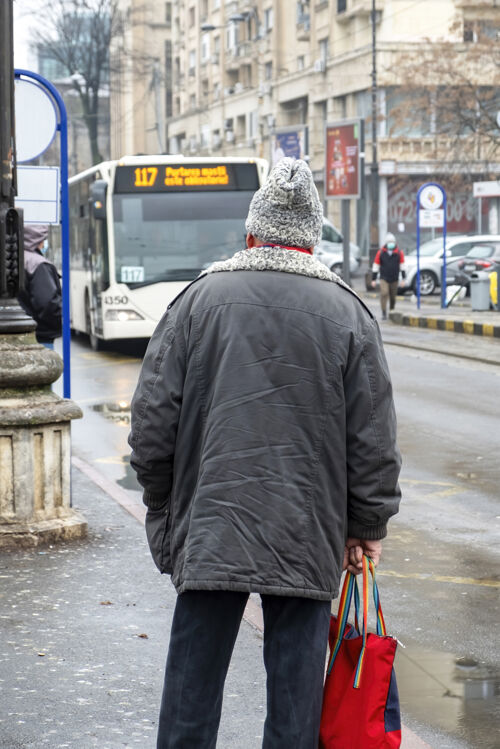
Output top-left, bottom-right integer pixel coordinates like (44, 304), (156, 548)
(13, 1), (39, 70)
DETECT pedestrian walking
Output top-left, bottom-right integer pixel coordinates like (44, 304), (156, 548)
(17, 224), (62, 349)
(371, 232), (406, 320)
(129, 158), (401, 749)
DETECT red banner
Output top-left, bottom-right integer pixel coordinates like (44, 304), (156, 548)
(325, 121), (361, 199)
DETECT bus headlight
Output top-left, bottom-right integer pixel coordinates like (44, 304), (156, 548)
(105, 309), (145, 322)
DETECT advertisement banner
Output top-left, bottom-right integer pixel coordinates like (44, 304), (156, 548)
(271, 126), (308, 166)
(325, 120), (362, 199)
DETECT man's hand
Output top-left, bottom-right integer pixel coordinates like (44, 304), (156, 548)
(343, 538), (382, 575)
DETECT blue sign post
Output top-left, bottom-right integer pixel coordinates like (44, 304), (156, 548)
(416, 182), (447, 310)
(15, 69), (71, 399)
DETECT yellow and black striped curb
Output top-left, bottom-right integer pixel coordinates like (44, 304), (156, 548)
(389, 311), (500, 337)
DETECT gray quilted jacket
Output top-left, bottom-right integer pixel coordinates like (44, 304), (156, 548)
(129, 247), (401, 601)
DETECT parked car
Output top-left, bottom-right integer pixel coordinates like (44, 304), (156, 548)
(402, 235), (500, 295)
(446, 241), (500, 286)
(314, 218), (362, 277)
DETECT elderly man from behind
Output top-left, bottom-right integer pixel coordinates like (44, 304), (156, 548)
(129, 158), (401, 749)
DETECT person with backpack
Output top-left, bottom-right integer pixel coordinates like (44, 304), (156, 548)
(371, 233), (406, 320)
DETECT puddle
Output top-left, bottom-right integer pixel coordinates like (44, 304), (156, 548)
(395, 641), (500, 748)
(91, 401), (131, 427)
(116, 455), (141, 492)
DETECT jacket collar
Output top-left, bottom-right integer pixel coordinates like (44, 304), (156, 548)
(205, 245), (350, 288)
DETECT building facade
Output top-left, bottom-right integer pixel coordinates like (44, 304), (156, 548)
(110, 0), (500, 251)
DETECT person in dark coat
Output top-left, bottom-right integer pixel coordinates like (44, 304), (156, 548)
(129, 158), (401, 749)
(371, 232), (406, 320)
(18, 224), (62, 348)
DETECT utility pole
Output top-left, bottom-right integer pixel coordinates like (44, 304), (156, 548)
(369, 0), (379, 267)
(0, 0), (86, 549)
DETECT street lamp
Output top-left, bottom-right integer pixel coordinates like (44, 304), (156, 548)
(0, 0), (86, 550)
(0, 0), (34, 334)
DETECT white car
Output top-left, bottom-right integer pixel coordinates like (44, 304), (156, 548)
(314, 218), (362, 277)
(403, 235), (500, 295)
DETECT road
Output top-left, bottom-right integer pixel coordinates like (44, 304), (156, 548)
(54, 317), (500, 749)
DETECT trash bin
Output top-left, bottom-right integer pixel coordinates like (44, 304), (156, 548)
(470, 271), (491, 311)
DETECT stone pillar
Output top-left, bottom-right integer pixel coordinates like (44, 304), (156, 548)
(0, 330), (86, 549)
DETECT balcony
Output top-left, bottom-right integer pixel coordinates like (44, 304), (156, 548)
(336, 1), (382, 23)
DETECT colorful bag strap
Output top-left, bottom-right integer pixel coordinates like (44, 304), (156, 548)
(328, 555), (387, 688)
(327, 570), (355, 675)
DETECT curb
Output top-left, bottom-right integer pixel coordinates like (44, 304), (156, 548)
(389, 311), (500, 338)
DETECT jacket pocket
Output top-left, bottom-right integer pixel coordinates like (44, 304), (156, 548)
(145, 505), (172, 574)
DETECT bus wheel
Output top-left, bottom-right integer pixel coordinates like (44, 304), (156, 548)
(85, 294), (103, 352)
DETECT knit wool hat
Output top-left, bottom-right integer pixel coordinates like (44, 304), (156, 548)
(245, 158), (323, 249)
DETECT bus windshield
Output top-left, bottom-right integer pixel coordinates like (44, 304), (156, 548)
(113, 190), (254, 286)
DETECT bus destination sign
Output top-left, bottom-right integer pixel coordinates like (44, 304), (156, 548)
(115, 163), (259, 193)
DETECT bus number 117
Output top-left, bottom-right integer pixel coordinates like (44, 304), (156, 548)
(134, 167), (158, 187)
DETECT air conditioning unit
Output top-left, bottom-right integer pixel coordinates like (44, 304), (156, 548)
(224, 86), (235, 96)
(225, 130), (235, 143)
(259, 82), (272, 96)
(234, 82), (243, 93)
(313, 58), (326, 73)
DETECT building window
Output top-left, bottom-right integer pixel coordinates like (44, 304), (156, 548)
(247, 110), (258, 140)
(226, 22), (239, 50)
(264, 7), (273, 32)
(189, 6), (195, 26)
(189, 94), (196, 110)
(264, 61), (272, 80)
(165, 2), (172, 27)
(201, 0), (208, 21)
(201, 124), (211, 148)
(297, 55), (305, 71)
(189, 49), (196, 74)
(201, 33), (210, 62)
(337, 0), (347, 12)
(319, 38), (328, 62)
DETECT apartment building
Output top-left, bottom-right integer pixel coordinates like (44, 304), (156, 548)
(110, 0), (173, 158)
(110, 0), (500, 249)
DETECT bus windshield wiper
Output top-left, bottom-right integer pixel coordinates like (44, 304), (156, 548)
(126, 268), (202, 288)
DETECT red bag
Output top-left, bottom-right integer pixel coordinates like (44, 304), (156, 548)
(319, 555), (401, 748)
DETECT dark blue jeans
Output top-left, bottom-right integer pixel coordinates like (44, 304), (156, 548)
(157, 590), (330, 749)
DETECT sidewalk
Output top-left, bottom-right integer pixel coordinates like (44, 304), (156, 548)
(1, 459), (434, 749)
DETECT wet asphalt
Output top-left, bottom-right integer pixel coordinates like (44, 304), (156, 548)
(1, 280), (500, 748)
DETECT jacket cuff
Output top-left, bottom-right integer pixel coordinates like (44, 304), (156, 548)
(347, 519), (388, 540)
(143, 490), (169, 511)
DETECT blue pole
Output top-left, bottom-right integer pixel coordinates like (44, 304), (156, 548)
(416, 182), (447, 311)
(441, 192), (447, 309)
(15, 69), (71, 399)
(416, 185), (422, 310)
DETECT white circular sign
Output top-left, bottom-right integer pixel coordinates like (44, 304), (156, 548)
(15, 79), (58, 162)
(420, 184), (444, 211)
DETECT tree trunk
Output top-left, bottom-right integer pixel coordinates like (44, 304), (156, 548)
(79, 89), (103, 165)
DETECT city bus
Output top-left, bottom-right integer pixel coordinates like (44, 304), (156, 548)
(68, 155), (268, 349)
